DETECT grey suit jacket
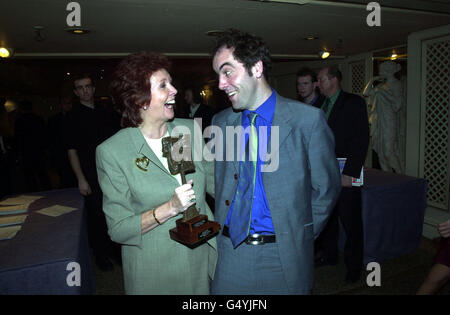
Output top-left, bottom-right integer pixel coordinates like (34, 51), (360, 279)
(212, 93), (341, 294)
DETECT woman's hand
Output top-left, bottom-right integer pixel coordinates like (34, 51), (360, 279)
(169, 179), (196, 216)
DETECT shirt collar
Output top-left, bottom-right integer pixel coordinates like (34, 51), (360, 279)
(243, 89), (276, 125)
(327, 89), (341, 106)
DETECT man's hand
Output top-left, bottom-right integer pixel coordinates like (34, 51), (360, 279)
(78, 178), (92, 196)
(341, 174), (353, 187)
(437, 219), (450, 238)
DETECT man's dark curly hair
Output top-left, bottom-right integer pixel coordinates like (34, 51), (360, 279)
(212, 29), (272, 80)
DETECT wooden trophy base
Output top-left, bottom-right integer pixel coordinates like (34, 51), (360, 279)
(169, 214), (220, 249)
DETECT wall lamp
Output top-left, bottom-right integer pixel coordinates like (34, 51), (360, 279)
(319, 50), (330, 59)
(0, 47), (13, 58)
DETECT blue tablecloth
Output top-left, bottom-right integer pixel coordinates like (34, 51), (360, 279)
(0, 188), (94, 294)
(362, 169), (427, 263)
(340, 169), (427, 264)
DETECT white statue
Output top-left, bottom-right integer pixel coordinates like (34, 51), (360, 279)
(363, 61), (404, 173)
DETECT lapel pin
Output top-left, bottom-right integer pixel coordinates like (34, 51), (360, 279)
(135, 156), (150, 172)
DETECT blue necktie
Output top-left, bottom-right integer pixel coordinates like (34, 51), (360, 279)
(228, 113), (258, 248)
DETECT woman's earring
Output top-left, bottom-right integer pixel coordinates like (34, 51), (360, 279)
(143, 106), (148, 110)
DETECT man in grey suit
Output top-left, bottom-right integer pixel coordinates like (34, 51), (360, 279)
(209, 29), (341, 294)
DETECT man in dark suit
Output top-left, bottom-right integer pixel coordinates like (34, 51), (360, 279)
(296, 67), (325, 107)
(315, 66), (370, 283)
(210, 29), (341, 294)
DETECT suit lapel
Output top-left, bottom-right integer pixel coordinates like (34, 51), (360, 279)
(270, 94), (293, 157)
(130, 127), (172, 177)
(327, 90), (345, 127)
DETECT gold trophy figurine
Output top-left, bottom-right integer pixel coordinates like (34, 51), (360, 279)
(162, 134), (220, 249)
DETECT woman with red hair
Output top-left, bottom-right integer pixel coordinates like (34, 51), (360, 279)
(96, 52), (216, 294)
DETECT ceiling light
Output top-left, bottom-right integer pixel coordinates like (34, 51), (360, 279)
(319, 50), (330, 59)
(4, 100), (18, 112)
(65, 28), (90, 35)
(0, 47), (12, 58)
(304, 36), (318, 40)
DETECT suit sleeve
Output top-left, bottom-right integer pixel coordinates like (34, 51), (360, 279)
(96, 144), (143, 248)
(308, 111), (341, 239)
(193, 118), (215, 198)
(204, 158), (215, 198)
(342, 96), (370, 178)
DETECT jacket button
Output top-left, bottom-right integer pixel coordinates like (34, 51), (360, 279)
(225, 200), (230, 206)
(234, 173), (238, 180)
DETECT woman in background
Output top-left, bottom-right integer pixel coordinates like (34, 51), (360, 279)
(417, 219), (450, 294)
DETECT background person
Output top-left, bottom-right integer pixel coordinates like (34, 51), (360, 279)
(63, 73), (120, 271)
(184, 86), (215, 142)
(296, 67), (324, 107)
(315, 66), (370, 284)
(417, 219), (450, 295)
(14, 99), (50, 193)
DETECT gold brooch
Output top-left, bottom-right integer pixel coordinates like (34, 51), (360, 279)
(135, 157), (150, 172)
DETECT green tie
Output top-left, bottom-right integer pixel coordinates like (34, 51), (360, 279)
(322, 97), (330, 113)
(322, 98), (332, 119)
(249, 113), (258, 170)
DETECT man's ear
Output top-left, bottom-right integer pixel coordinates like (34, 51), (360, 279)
(251, 60), (264, 79)
(331, 76), (339, 86)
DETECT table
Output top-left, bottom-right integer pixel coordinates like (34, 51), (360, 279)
(339, 169), (427, 264)
(0, 188), (94, 294)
